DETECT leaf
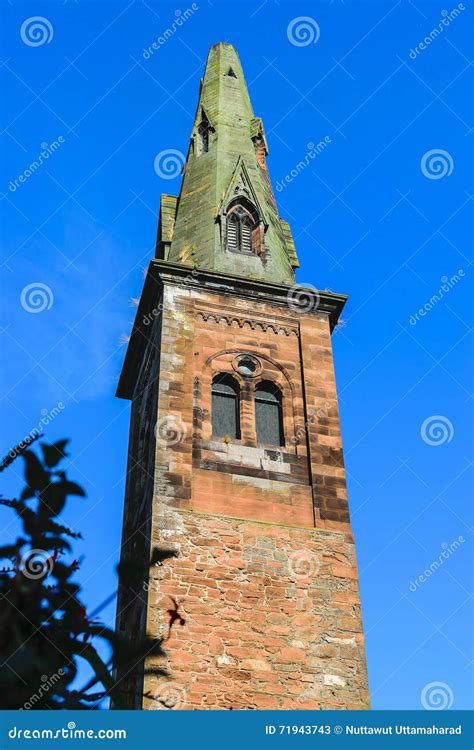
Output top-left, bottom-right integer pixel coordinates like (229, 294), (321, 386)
(40, 440), (69, 469)
(61, 481), (86, 497)
(40, 484), (68, 517)
(22, 451), (49, 494)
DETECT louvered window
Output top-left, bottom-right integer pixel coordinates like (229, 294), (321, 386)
(227, 214), (239, 252)
(241, 218), (252, 253)
(226, 205), (257, 254)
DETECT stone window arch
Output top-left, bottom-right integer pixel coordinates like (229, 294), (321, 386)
(225, 198), (262, 255)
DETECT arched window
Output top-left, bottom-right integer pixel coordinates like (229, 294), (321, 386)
(212, 374), (240, 439)
(255, 381), (284, 446)
(226, 205), (256, 254)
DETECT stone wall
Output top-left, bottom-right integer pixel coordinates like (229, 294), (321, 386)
(125, 278), (369, 709)
(145, 508), (369, 710)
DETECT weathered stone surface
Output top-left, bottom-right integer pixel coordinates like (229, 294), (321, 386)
(115, 41), (370, 711)
(161, 43), (297, 285)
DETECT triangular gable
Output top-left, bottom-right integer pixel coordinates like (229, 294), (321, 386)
(218, 156), (268, 227)
(193, 104), (215, 133)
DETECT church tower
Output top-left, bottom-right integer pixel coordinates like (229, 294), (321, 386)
(116, 42), (370, 710)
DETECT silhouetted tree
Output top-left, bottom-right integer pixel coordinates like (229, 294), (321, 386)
(0, 436), (171, 709)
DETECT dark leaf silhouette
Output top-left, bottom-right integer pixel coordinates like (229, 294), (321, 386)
(0, 437), (172, 709)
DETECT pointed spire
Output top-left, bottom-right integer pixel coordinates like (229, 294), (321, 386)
(157, 42), (298, 285)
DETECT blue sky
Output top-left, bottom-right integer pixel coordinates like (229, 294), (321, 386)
(1, 0), (472, 710)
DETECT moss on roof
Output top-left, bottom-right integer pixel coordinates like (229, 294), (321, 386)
(165, 42), (298, 287)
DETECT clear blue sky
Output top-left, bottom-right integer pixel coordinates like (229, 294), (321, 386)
(1, 0), (472, 710)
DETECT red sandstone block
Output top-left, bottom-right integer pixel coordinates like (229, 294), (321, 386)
(251, 694), (281, 709)
(275, 647), (306, 663)
(208, 636), (224, 655)
(332, 564), (358, 580)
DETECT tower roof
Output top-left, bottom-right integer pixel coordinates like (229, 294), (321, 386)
(156, 42), (298, 285)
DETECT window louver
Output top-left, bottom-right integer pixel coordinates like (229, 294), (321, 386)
(226, 206), (257, 254)
(241, 220), (252, 253)
(227, 216), (239, 251)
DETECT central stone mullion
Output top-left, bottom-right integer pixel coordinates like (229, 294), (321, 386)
(240, 378), (256, 446)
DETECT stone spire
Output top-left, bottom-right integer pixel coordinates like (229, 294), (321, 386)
(156, 42), (299, 285)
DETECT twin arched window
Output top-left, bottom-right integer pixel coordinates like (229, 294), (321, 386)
(226, 204), (256, 254)
(211, 375), (284, 446)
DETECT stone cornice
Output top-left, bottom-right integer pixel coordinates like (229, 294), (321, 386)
(194, 309), (298, 337)
(116, 259), (347, 400)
